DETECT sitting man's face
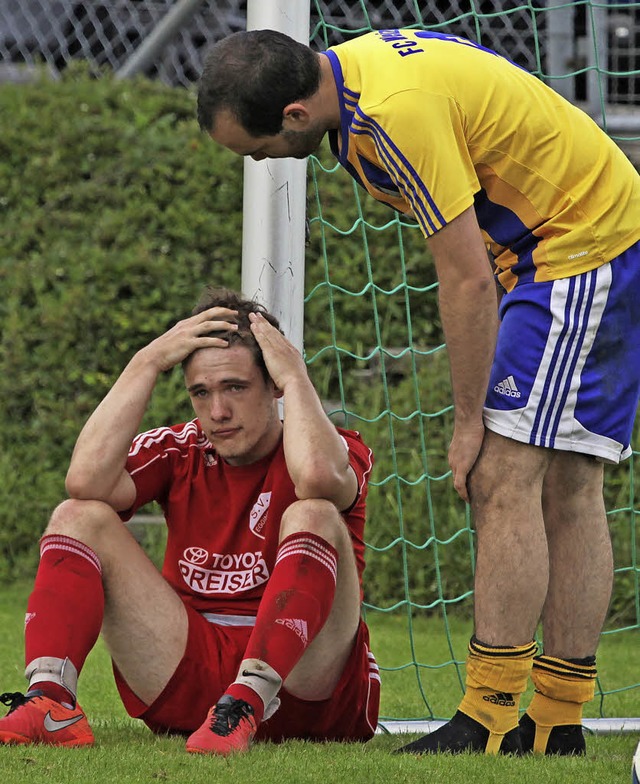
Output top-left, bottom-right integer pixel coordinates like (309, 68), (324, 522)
(184, 344), (282, 466)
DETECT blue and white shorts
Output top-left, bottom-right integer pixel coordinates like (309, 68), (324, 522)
(484, 241), (640, 463)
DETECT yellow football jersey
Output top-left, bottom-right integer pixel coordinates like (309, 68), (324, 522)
(325, 29), (640, 290)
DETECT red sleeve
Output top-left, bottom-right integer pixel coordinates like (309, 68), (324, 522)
(337, 427), (374, 509)
(119, 422), (195, 521)
(337, 427), (374, 596)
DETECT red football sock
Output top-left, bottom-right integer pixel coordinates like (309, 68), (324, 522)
(25, 535), (104, 705)
(232, 532), (338, 720)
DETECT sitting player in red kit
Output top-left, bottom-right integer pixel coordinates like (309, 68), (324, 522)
(0, 286), (380, 755)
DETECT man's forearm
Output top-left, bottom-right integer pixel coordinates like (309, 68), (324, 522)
(439, 274), (498, 427)
(65, 351), (160, 502)
(427, 206), (499, 428)
(282, 376), (356, 510)
(248, 310), (357, 510)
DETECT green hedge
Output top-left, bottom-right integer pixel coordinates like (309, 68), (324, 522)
(0, 66), (244, 579)
(0, 68), (637, 627)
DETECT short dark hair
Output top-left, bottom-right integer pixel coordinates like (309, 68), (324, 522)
(190, 286), (282, 382)
(197, 29), (321, 137)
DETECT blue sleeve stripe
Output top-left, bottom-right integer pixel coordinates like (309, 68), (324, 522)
(351, 120), (438, 233)
(352, 108), (445, 234)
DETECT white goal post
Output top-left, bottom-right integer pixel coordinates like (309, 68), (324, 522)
(241, 0), (310, 353)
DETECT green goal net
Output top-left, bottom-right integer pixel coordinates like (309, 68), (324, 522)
(303, 1), (640, 728)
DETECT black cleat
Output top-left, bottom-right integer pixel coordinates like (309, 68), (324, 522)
(395, 710), (523, 755)
(519, 712), (585, 755)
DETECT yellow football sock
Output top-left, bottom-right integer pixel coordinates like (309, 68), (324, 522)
(525, 654), (596, 753)
(459, 636), (537, 754)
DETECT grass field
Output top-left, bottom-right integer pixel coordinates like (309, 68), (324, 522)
(1, 580), (638, 783)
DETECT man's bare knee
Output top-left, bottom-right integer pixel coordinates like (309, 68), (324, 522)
(544, 452), (603, 501)
(45, 498), (122, 548)
(469, 435), (549, 514)
(279, 498), (349, 549)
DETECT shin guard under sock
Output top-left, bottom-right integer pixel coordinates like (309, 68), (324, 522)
(227, 532), (338, 722)
(25, 535), (104, 705)
(458, 637), (537, 753)
(520, 654), (596, 754)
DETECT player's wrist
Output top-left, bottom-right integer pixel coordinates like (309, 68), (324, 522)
(129, 346), (168, 376)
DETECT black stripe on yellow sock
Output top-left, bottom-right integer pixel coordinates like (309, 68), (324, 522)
(470, 636), (538, 659)
(533, 655), (596, 681)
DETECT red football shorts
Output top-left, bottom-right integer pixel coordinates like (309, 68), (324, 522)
(113, 604), (380, 742)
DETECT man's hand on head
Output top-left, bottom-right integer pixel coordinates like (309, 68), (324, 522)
(141, 307), (238, 372)
(248, 311), (308, 392)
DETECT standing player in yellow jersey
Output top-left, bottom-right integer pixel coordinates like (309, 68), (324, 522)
(197, 28), (640, 756)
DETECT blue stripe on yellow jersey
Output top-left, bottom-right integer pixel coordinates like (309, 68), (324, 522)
(325, 29), (640, 290)
(352, 112), (444, 232)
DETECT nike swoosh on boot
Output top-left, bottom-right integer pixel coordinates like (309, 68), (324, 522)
(43, 712), (85, 732)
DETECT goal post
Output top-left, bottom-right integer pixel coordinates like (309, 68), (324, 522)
(241, 0), (310, 352)
(244, 0), (640, 733)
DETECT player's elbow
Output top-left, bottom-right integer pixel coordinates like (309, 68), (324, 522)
(65, 464), (113, 501)
(293, 462), (348, 503)
(65, 469), (99, 500)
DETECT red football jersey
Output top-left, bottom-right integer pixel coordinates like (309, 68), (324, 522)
(121, 419), (374, 616)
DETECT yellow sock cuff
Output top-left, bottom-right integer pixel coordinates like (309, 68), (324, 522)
(466, 637), (537, 693)
(469, 637), (538, 660)
(531, 655), (597, 705)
